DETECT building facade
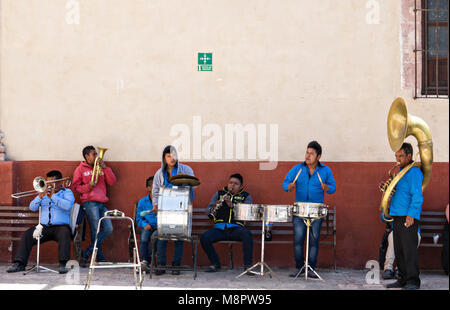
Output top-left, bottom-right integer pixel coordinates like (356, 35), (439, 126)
(0, 0), (448, 269)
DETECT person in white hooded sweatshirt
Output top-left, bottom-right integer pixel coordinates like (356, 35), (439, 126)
(151, 145), (195, 275)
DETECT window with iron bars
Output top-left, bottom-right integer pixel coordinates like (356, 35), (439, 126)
(414, 0), (449, 98)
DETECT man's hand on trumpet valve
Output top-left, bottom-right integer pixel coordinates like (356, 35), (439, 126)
(97, 158), (106, 169)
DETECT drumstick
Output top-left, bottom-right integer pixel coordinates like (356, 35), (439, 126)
(317, 172), (324, 186)
(293, 169), (302, 184)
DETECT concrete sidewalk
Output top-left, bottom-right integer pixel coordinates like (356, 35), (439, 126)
(0, 263), (448, 290)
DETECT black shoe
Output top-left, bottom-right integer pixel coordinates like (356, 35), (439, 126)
(59, 263), (69, 274)
(205, 265), (221, 273)
(171, 262), (181, 275)
(403, 284), (420, 290)
(141, 260), (150, 273)
(96, 251), (107, 263)
(383, 269), (395, 280)
(79, 250), (89, 268)
(244, 267), (255, 276)
(306, 272), (319, 279)
(386, 281), (406, 289)
(289, 268), (304, 278)
(154, 267), (166, 276)
(6, 262), (25, 273)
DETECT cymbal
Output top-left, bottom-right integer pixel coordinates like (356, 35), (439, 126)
(169, 174), (201, 186)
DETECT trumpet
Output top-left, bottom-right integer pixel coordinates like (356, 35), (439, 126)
(208, 186), (233, 219)
(11, 176), (72, 198)
(91, 146), (108, 186)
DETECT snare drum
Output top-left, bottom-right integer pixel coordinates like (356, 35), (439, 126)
(263, 205), (293, 223)
(292, 202), (328, 219)
(233, 203), (263, 221)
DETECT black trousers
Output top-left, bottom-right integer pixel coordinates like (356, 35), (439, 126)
(14, 224), (72, 266)
(392, 216), (420, 287)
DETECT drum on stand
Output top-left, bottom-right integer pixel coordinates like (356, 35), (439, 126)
(235, 203), (280, 280)
(292, 202), (328, 219)
(233, 203), (263, 221)
(263, 205), (293, 223)
(291, 202), (328, 281)
(157, 186), (193, 237)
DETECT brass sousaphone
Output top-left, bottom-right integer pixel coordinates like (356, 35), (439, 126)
(379, 97), (433, 222)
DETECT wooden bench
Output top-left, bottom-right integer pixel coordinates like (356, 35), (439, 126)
(0, 205), (84, 262)
(128, 204), (337, 270)
(419, 210), (447, 248)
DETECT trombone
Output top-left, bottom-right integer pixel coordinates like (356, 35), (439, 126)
(11, 176), (72, 199)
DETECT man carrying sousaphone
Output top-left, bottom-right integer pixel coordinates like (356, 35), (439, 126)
(282, 141), (336, 278)
(73, 145), (116, 267)
(384, 142), (423, 290)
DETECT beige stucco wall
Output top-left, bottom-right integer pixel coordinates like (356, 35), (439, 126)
(0, 0), (448, 162)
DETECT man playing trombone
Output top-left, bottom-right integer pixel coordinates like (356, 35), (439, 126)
(7, 170), (75, 274)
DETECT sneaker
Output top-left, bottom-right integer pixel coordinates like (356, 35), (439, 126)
(96, 251), (108, 263)
(306, 272), (319, 279)
(386, 281), (406, 289)
(171, 262), (181, 275)
(383, 269), (395, 280)
(289, 268), (304, 278)
(155, 269), (166, 276)
(59, 262), (69, 274)
(141, 260), (150, 273)
(205, 265), (221, 273)
(79, 250), (89, 268)
(154, 265), (166, 276)
(403, 284), (420, 290)
(243, 266), (255, 276)
(6, 262), (26, 273)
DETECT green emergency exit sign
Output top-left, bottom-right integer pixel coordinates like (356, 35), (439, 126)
(198, 53), (212, 71)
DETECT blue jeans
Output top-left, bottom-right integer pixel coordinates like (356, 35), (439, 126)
(200, 226), (253, 268)
(83, 201), (113, 259)
(293, 216), (323, 269)
(155, 236), (184, 266)
(140, 229), (157, 262)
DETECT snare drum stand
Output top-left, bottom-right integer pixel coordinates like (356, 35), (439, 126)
(85, 210), (143, 289)
(293, 217), (324, 281)
(236, 218), (280, 280)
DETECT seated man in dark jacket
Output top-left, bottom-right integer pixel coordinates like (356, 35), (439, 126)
(200, 173), (254, 274)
